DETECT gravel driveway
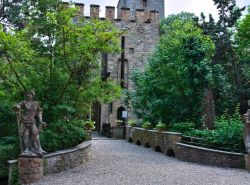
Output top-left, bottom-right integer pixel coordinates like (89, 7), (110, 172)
(34, 138), (250, 185)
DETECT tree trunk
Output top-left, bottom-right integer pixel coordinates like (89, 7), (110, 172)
(202, 87), (215, 130)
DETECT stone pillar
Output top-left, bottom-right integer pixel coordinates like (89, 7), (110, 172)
(105, 6), (115, 21)
(90, 4), (100, 19)
(245, 154), (250, 171)
(18, 157), (43, 184)
(120, 7), (130, 22)
(75, 3), (84, 16)
(136, 9), (145, 23)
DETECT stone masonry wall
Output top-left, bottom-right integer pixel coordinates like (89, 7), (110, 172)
(176, 143), (245, 169)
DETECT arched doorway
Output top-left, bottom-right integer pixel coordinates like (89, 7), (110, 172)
(117, 106), (126, 139)
(117, 106), (126, 125)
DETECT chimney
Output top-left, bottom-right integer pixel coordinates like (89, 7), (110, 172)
(90, 4), (100, 18)
(75, 3), (84, 16)
(120, 7), (130, 22)
(105, 6), (115, 21)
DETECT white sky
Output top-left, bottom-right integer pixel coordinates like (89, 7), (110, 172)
(68, 0), (249, 19)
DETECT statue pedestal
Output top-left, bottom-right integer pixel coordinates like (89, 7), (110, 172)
(18, 157), (44, 184)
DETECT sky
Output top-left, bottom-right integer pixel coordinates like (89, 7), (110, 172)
(68, 0), (249, 19)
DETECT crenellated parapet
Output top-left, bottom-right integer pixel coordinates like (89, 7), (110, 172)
(71, 3), (159, 24)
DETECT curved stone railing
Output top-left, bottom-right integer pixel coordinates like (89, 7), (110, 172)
(8, 141), (91, 184)
(176, 142), (244, 168)
(126, 126), (245, 169)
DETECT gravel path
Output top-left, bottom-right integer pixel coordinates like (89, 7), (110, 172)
(34, 139), (250, 185)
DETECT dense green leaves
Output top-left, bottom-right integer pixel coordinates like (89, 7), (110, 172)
(130, 14), (215, 125)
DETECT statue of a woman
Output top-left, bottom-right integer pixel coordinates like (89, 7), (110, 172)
(13, 90), (47, 157)
(244, 100), (250, 153)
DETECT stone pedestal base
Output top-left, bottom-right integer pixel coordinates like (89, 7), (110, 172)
(18, 157), (43, 184)
(245, 154), (250, 171)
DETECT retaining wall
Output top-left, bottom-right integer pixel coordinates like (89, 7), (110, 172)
(127, 126), (245, 169)
(8, 141), (91, 184)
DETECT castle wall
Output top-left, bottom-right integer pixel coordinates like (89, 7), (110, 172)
(101, 7), (160, 129)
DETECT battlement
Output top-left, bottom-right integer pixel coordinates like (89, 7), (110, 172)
(72, 3), (159, 24)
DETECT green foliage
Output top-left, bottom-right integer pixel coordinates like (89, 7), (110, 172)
(130, 13), (215, 125)
(155, 122), (166, 131)
(235, 7), (250, 108)
(141, 122), (153, 130)
(40, 120), (86, 152)
(0, 1), (122, 177)
(186, 105), (244, 152)
(169, 122), (195, 134)
(0, 144), (19, 178)
(83, 120), (95, 130)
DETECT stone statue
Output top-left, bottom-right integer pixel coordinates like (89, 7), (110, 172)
(244, 100), (250, 153)
(13, 90), (47, 157)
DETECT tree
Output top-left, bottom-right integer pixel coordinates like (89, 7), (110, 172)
(130, 14), (215, 126)
(0, 0), (122, 122)
(235, 6), (250, 111)
(199, 0), (246, 116)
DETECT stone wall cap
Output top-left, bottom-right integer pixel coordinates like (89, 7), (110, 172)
(177, 142), (244, 156)
(121, 7), (130, 10)
(90, 4), (100, 7)
(45, 141), (91, 158)
(133, 127), (145, 131)
(75, 3), (84, 6)
(162, 131), (182, 135)
(7, 159), (18, 164)
(106, 6), (115, 9)
(136, 9), (145, 11)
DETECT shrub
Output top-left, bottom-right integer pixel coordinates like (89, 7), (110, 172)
(40, 120), (86, 153)
(169, 122), (195, 134)
(141, 122), (153, 130)
(155, 122), (166, 131)
(0, 144), (19, 178)
(186, 105), (244, 152)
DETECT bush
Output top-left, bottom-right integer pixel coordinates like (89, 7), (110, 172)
(40, 120), (86, 153)
(141, 122), (153, 130)
(0, 144), (19, 178)
(186, 105), (244, 152)
(169, 122), (195, 134)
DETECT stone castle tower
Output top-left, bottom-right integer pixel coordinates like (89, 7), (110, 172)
(74, 1), (162, 135)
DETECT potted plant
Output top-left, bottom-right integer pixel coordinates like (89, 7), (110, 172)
(128, 120), (136, 127)
(114, 119), (124, 127)
(83, 120), (95, 130)
(155, 122), (166, 132)
(141, 122), (153, 130)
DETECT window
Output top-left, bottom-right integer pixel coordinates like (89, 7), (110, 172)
(129, 48), (134, 54)
(142, 0), (147, 8)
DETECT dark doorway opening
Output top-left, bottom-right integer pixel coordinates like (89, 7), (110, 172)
(92, 103), (101, 133)
(117, 106), (126, 139)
